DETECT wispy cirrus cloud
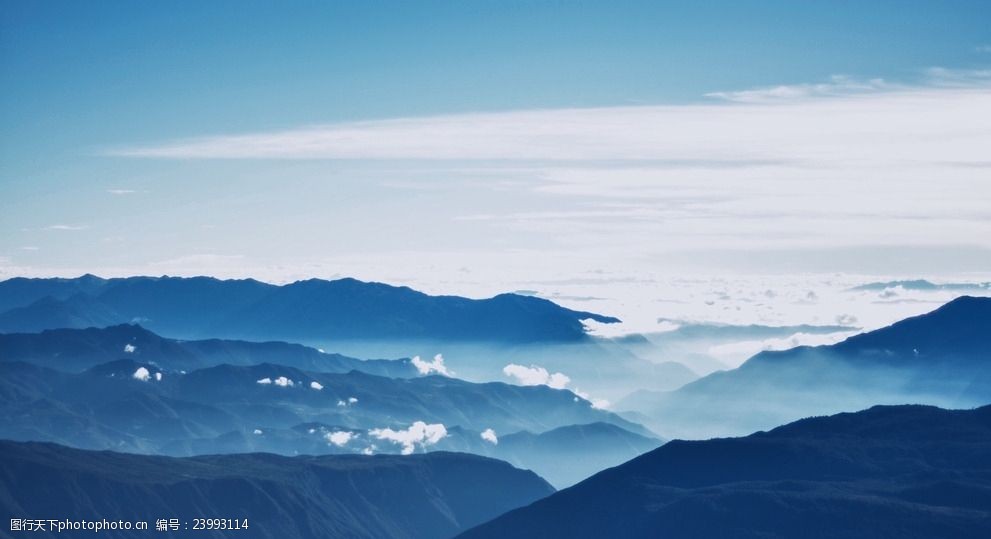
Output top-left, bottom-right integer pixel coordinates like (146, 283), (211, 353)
(106, 69), (991, 165)
(704, 74), (893, 103)
(45, 224), (88, 231)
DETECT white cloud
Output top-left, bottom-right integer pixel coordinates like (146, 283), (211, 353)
(572, 388), (610, 409)
(154, 372), (162, 381)
(503, 363), (571, 389)
(325, 431), (353, 447)
(310, 381), (323, 390)
(502, 363), (613, 408)
(480, 428), (498, 445)
(411, 354), (451, 376)
(132, 367), (150, 382)
(253, 429), (263, 435)
(107, 189), (136, 195)
(362, 445), (376, 455)
(337, 396), (359, 407)
(20, 246), (39, 251)
(256, 377), (272, 385)
(705, 75), (892, 103)
(349, 396), (358, 404)
(107, 72), (991, 165)
(707, 331), (856, 366)
(369, 421), (448, 455)
(123, 344), (136, 353)
(45, 224), (87, 231)
(273, 376), (294, 387)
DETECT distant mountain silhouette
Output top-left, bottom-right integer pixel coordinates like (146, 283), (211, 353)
(635, 296), (991, 438)
(0, 324), (415, 376)
(0, 275), (619, 343)
(460, 404), (991, 539)
(491, 422), (661, 488)
(0, 440), (554, 539)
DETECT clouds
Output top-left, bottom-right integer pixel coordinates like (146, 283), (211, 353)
(95, 72), (991, 273)
(705, 75), (892, 103)
(132, 367), (151, 382)
(480, 428), (498, 445)
(310, 381), (323, 390)
(503, 364), (570, 389)
(109, 73), (991, 167)
(707, 331), (856, 367)
(123, 344), (136, 353)
(325, 431), (354, 447)
(337, 396), (358, 407)
(257, 375), (295, 387)
(369, 421), (448, 455)
(502, 363), (610, 408)
(45, 224), (87, 231)
(411, 354), (451, 376)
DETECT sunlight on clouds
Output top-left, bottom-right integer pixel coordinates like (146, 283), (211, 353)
(132, 367), (150, 382)
(411, 354), (452, 376)
(480, 428), (498, 445)
(369, 421), (447, 455)
(325, 431), (354, 447)
(503, 364), (570, 389)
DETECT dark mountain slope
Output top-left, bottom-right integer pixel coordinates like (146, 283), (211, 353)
(0, 440), (555, 539)
(0, 324), (415, 376)
(460, 404), (991, 539)
(0, 275), (618, 342)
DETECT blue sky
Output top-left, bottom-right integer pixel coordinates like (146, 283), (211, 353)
(4, 1), (990, 162)
(2, 1), (991, 330)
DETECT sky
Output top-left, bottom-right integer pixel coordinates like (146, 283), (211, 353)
(2, 1), (991, 332)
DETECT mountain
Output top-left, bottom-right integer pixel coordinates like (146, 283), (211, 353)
(459, 404), (991, 539)
(489, 422), (662, 488)
(0, 275), (618, 343)
(0, 359), (651, 456)
(0, 324), (415, 377)
(638, 296), (991, 439)
(0, 440), (555, 539)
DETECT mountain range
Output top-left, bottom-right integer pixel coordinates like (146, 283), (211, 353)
(625, 295), (991, 438)
(0, 323), (415, 377)
(1, 440), (554, 539)
(460, 404), (991, 539)
(0, 275), (618, 343)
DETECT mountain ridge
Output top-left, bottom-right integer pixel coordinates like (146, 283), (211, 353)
(0, 275), (619, 343)
(459, 404), (991, 539)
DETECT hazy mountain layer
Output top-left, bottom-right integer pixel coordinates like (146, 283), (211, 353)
(0, 358), (649, 454)
(635, 296), (991, 438)
(0, 323), (415, 376)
